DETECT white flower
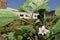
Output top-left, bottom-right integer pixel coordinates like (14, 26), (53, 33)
(38, 25), (49, 35)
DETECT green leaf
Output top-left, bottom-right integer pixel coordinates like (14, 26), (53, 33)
(17, 35), (23, 40)
(51, 19), (60, 33)
(24, 0), (31, 7)
(18, 6), (30, 13)
(0, 9), (20, 18)
(18, 0), (49, 13)
(29, 0), (48, 10)
(2, 34), (8, 38)
(38, 4), (49, 11)
(0, 9), (20, 27)
(46, 32), (50, 38)
(55, 7), (60, 16)
(0, 18), (14, 27)
(35, 19), (40, 24)
(22, 0), (49, 10)
(8, 32), (16, 40)
(55, 33), (60, 40)
(15, 25), (36, 34)
(18, 6), (25, 12)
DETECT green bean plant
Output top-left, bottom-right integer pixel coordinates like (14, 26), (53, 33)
(17, 0), (60, 40)
(1, 0), (60, 40)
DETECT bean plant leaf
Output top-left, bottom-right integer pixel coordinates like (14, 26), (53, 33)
(18, 6), (30, 13)
(29, 0), (48, 10)
(15, 25), (36, 35)
(18, 0), (49, 13)
(8, 32), (16, 40)
(0, 9), (20, 27)
(55, 33), (60, 40)
(24, 0), (31, 7)
(55, 7), (60, 16)
(17, 35), (23, 40)
(38, 4), (49, 11)
(51, 19), (60, 33)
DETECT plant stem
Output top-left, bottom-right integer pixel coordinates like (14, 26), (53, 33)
(20, 19), (34, 25)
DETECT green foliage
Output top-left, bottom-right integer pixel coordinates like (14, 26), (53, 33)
(24, 0), (31, 7)
(18, 6), (30, 13)
(0, 18), (14, 27)
(15, 25), (36, 40)
(18, 6), (25, 12)
(51, 19), (60, 33)
(17, 35), (23, 40)
(35, 19), (40, 24)
(15, 25), (36, 35)
(24, 0), (48, 9)
(38, 4), (49, 11)
(18, 0), (49, 13)
(52, 19), (60, 40)
(55, 33), (60, 40)
(2, 32), (16, 40)
(46, 32), (50, 39)
(55, 7), (60, 16)
(2, 34), (8, 38)
(8, 32), (16, 40)
(0, 9), (20, 27)
(37, 9), (46, 25)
